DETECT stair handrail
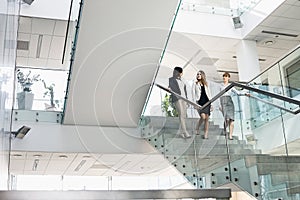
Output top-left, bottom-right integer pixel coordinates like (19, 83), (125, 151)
(156, 82), (300, 115)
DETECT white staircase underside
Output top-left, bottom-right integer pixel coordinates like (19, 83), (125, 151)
(63, 0), (180, 127)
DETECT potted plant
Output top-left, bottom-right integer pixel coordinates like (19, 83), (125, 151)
(42, 80), (59, 110)
(16, 69), (40, 110)
(161, 93), (178, 117)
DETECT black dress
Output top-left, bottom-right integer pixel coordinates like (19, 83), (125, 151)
(197, 85), (211, 115)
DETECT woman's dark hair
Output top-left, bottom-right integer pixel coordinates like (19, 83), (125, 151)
(196, 70), (208, 86)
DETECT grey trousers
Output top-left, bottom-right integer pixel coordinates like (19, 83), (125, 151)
(174, 99), (188, 134)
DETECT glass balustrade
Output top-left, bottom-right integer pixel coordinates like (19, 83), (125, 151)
(61, 0), (82, 66)
(181, 0), (262, 16)
(140, 79), (300, 199)
(249, 47), (300, 101)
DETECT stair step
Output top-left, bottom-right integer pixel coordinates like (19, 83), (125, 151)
(270, 172), (300, 186)
(287, 182), (300, 195)
(163, 136), (246, 145)
(257, 163), (300, 174)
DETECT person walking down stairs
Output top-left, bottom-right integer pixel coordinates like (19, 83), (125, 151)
(168, 66), (191, 139)
(219, 72), (250, 140)
(192, 70), (212, 139)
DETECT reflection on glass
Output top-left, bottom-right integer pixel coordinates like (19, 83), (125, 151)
(14, 67), (68, 111)
(0, 0), (20, 190)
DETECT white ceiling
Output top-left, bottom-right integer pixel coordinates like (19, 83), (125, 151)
(16, 0), (300, 88)
(160, 0), (300, 82)
(10, 151), (179, 176)
(16, 16), (73, 70)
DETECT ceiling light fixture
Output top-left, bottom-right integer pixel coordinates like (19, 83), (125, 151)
(36, 35), (43, 58)
(74, 160), (86, 171)
(82, 155), (91, 158)
(262, 30), (298, 38)
(32, 159), (39, 171)
(232, 56), (266, 62)
(59, 155), (68, 159)
(263, 40), (275, 46)
(12, 154), (23, 157)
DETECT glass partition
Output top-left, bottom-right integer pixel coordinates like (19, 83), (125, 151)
(61, 0), (83, 115)
(61, 0), (82, 65)
(14, 67), (68, 112)
(249, 47), (300, 100)
(247, 46), (300, 128)
(181, 0), (261, 16)
(0, 0), (20, 190)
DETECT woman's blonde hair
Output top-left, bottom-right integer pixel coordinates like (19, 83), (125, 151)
(196, 70), (208, 86)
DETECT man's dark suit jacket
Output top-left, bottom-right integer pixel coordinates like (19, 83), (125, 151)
(169, 77), (187, 103)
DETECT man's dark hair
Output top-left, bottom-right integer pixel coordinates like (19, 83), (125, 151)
(223, 72), (230, 78)
(174, 66), (183, 73)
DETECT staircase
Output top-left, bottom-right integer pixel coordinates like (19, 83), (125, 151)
(141, 116), (300, 200)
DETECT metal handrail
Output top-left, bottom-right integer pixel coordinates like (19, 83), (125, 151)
(61, 0), (74, 64)
(156, 82), (300, 115)
(155, 83), (202, 109)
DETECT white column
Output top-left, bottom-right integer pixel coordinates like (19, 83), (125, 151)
(236, 40), (260, 82)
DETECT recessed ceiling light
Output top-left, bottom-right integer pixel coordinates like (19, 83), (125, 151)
(258, 58), (266, 62)
(12, 154), (22, 157)
(83, 155), (91, 158)
(59, 155), (68, 159)
(263, 40), (275, 46)
(33, 154), (42, 158)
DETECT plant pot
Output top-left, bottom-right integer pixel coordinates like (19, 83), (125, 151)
(17, 91), (34, 110)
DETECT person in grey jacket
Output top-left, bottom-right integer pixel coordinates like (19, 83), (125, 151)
(168, 67), (191, 138)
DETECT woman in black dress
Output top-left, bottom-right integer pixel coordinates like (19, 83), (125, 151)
(192, 70), (212, 139)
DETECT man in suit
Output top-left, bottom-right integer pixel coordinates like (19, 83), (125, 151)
(169, 67), (191, 138)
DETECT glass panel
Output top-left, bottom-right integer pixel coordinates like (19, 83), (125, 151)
(249, 47), (300, 101)
(181, 0), (261, 16)
(12, 110), (62, 123)
(236, 45), (300, 198)
(14, 67), (68, 112)
(279, 47), (300, 100)
(0, 0), (20, 189)
(231, 87), (300, 199)
(62, 0), (82, 66)
(141, 82), (231, 190)
(142, 76), (300, 198)
(249, 63), (284, 95)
